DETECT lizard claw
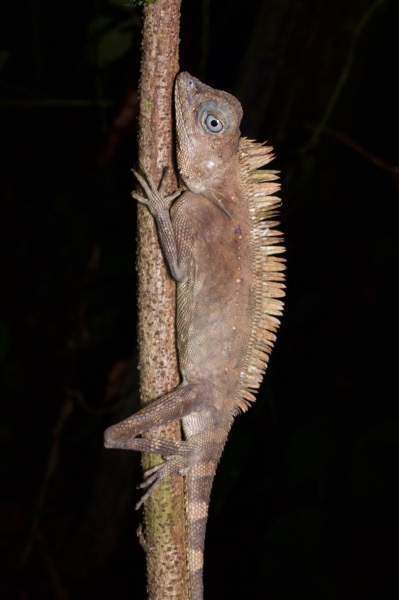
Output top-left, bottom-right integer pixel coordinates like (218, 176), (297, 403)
(135, 466), (166, 509)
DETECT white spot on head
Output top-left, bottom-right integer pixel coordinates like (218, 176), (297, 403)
(203, 160), (216, 170)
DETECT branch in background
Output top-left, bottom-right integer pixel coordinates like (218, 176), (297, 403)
(235, 0), (300, 137)
(20, 395), (74, 568)
(316, 124), (399, 174)
(307, 0), (385, 147)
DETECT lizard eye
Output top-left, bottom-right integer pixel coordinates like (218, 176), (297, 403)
(202, 112), (224, 133)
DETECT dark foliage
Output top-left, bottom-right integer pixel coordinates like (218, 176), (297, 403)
(0, 0), (398, 598)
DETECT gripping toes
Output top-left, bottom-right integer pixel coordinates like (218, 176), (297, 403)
(131, 167), (181, 215)
(136, 453), (189, 509)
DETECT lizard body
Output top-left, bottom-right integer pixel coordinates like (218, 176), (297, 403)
(104, 72), (285, 599)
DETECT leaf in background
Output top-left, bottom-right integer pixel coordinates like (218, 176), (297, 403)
(87, 14), (134, 67)
(97, 26), (132, 67)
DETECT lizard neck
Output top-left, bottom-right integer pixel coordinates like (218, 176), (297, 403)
(199, 160), (243, 218)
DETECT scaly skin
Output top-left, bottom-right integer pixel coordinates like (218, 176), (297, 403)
(104, 72), (285, 599)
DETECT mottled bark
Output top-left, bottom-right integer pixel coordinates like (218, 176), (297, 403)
(135, 1), (187, 598)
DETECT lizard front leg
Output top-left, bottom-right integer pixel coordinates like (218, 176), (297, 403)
(132, 168), (191, 282)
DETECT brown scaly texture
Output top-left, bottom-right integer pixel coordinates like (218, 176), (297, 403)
(104, 72), (285, 600)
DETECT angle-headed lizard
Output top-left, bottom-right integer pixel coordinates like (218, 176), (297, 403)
(104, 72), (285, 599)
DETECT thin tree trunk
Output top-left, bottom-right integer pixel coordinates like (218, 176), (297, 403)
(135, 1), (187, 599)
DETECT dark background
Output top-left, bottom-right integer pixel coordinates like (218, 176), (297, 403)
(1, 0), (398, 598)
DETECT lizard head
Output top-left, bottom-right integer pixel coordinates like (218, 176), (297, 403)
(175, 72), (243, 196)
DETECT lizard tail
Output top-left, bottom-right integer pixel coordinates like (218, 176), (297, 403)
(185, 461), (217, 600)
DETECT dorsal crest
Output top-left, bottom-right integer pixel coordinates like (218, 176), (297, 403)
(235, 138), (285, 412)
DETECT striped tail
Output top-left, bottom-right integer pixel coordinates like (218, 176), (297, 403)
(185, 460), (218, 600)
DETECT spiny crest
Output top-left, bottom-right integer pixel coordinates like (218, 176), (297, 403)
(235, 137), (285, 413)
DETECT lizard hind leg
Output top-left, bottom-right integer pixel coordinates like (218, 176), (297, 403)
(104, 382), (199, 450)
(104, 382), (203, 508)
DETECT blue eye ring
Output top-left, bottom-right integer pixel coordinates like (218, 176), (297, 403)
(202, 112), (224, 133)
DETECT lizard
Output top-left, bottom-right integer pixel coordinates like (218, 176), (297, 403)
(104, 71), (285, 600)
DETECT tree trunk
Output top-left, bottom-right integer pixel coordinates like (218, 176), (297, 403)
(135, 1), (188, 598)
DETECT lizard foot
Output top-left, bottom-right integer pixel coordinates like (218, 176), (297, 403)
(132, 166), (182, 216)
(136, 453), (190, 509)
